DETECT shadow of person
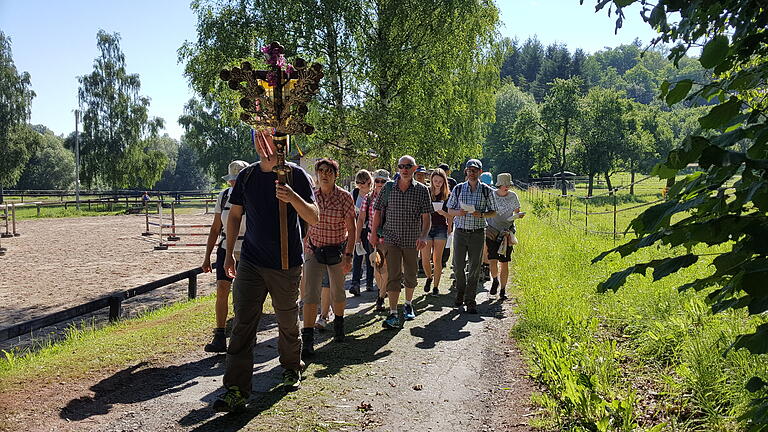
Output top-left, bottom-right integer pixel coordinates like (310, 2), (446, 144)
(60, 355), (226, 421)
(409, 308), (472, 350)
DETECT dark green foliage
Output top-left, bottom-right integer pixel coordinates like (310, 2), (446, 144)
(0, 31), (36, 192)
(590, 0), (768, 426)
(15, 130), (75, 190)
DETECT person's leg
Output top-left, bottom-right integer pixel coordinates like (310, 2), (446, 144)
(453, 230), (469, 306)
(302, 255), (323, 329)
(382, 243), (403, 328)
(401, 248), (419, 320)
(320, 285), (332, 321)
(464, 231), (485, 311)
(262, 265), (303, 389)
(362, 232), (375, 290)
(222, 259), (269, 397)
(327, 262), (347, 341)
(421, 239), (433, 292)
(432, 239), (446, 289)
(500, 260), (509, 299)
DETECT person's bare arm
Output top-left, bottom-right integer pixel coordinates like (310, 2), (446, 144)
(343, 211), (357, 273)
(201, 212), (222, 272)
(224, 204), (244, 278)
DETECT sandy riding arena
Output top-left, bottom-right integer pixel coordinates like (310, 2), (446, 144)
(0, 212), (218, 340)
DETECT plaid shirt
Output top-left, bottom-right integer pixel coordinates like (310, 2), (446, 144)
(306, 185), (355, 253)
(374, 179), (432, 248)
(447, 181), (498, 230)
(360, 190), (379, 228)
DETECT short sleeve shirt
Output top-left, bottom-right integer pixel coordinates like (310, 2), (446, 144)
(229, 162), (315, 269)
(487, 190), (521, 233)
(447, 182), (499, 230)
(374, 179), (432, 248)
(215, 187), (246, 252)
(360, 191), (378, 227)
(306, 185), (355, 253)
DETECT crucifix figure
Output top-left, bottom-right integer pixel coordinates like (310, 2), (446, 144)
(220, 42), (323, 270)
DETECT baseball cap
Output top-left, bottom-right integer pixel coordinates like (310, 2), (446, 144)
(465, 159), (482, 170)
(223, 160), (249, 181)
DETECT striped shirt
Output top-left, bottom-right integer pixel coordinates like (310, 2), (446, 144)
(446, 182), (498, 230)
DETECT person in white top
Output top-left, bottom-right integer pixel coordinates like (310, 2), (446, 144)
(201, 160), (249, 352)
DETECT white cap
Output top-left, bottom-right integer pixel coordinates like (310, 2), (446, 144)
(222, 160), (249, 181)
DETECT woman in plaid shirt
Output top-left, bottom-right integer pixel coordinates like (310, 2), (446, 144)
(301, 158), (357, 357)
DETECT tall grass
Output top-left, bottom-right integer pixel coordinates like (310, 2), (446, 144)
(510, 206), (768, 431)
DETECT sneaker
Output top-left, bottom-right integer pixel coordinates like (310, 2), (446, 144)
(281, 369), (301, 391)
(375, 297), (386, 312)
(204, 329), (227, 353)
(382, 313), (400, 329)
(403, 303), (416, 321)
(432, 286), (439, 295)
(315, 316), (328, 330)
(489, 278), (499, 295)
(423, 278), (432, 293)
(349, 282), (361, 297)
(213, 386), (247, 413)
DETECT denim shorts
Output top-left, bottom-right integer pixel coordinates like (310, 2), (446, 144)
(427, 226), (448, 241)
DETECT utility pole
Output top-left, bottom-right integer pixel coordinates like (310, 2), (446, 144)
(75, 110), (81, 210)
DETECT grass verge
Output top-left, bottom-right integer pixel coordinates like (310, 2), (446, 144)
(510, 204), (768, 431)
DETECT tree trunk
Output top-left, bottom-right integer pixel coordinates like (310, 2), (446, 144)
(604, 171), (613, 193)
(587, 173), (594, 197)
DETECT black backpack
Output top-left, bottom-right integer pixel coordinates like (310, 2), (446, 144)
(238, 162), (309, 238)
(453, 182), (492, 212)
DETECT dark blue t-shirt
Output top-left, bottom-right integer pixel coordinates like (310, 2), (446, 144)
(229, 162), (315, 269)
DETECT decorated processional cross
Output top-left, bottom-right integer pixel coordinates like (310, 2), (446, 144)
(220, 42), (324, 270)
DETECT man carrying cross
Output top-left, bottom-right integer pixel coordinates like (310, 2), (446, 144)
(213, 131), (318, 413)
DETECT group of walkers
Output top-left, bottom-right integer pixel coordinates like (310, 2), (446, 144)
(199, 130), (525, 412)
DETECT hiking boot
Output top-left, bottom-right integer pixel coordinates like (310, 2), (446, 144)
(349, 282), (361, 297)
(382, 313), (400, 329)
(403, 303), (416, 321)
(282, 369), (301, 391)
(465, 305), (478, 314)
(432, 286), (439, 295)
(499, 288), (508, 300)
(375, 296), (386, 312)
(333, 316), (345, 342)
(301, 327), (315, 358)
(454, 297), (464, 308)
(213, 386), (247, 413)
(423, 278), (432, 293)
(365, 282), (376, 292)
(482, 264), (490, 281)
(204, 328), (227, 353)
(489, 278), (499, 295)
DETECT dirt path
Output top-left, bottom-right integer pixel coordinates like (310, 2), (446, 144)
(6, 282), (536, 431)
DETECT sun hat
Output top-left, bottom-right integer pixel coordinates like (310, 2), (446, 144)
(465, 159), (482, 170)
(222, 160), (249, 181)
(480, 172), (493, 185)
(373, 169), (391, 180)
(496, 173), (513, 187)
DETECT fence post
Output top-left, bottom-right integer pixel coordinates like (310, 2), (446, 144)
(168, 202), (180, 241)
(613, 193), (618, 243)
(36, 203), (40, 217)
(88, 200), (91, 211)
(154, 202), (168, 250)
(556, 197), (560, 221)
(142, 202), (152, 236)
(11, 204), (18, 236)
(585, 199), (589, 234)
(1, 206), (10, 238)
(188, 272), (198, 299)
(108, 296), (122, 322)
(569, 196), (573, 221)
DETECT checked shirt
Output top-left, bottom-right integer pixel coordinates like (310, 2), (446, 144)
(305, 185), (355, 253)
(447, 181), (499, 230)
(374, 179), (432, 249)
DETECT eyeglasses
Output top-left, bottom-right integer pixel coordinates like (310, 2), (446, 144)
(397, 163), (414, 169)
(374, 179), (387, 184)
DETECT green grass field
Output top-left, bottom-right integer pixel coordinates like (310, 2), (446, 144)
(510, 195), (768, 431)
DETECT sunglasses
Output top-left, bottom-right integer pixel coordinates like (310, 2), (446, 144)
(355, 180), (370, 185)
(397, 163), (414, 169)
(374, 179), (387, 184)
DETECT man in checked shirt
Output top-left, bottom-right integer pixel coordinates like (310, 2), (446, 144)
(447, 159), (498, 314)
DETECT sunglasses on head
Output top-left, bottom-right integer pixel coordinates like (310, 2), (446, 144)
(398, 163), (414, 169)
(374, 179), (387, 184)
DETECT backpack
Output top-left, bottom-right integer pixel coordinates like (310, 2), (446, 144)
(375, 181), (395, 236)
(453, 182), (492, 212)
(238, 162), (308, 238)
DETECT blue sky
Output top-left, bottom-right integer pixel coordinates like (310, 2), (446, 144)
(0, 0), (662, 141)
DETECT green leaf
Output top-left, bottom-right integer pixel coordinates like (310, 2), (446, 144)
(665, 79), (693, 105)
(652, 254), (699, 280)
(700, 35), (729, 69)
(699, 97), (742, 130)
(746, 376), (767, 393)
(614, 0), (635, 6)
(733, 323), (768, 354)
